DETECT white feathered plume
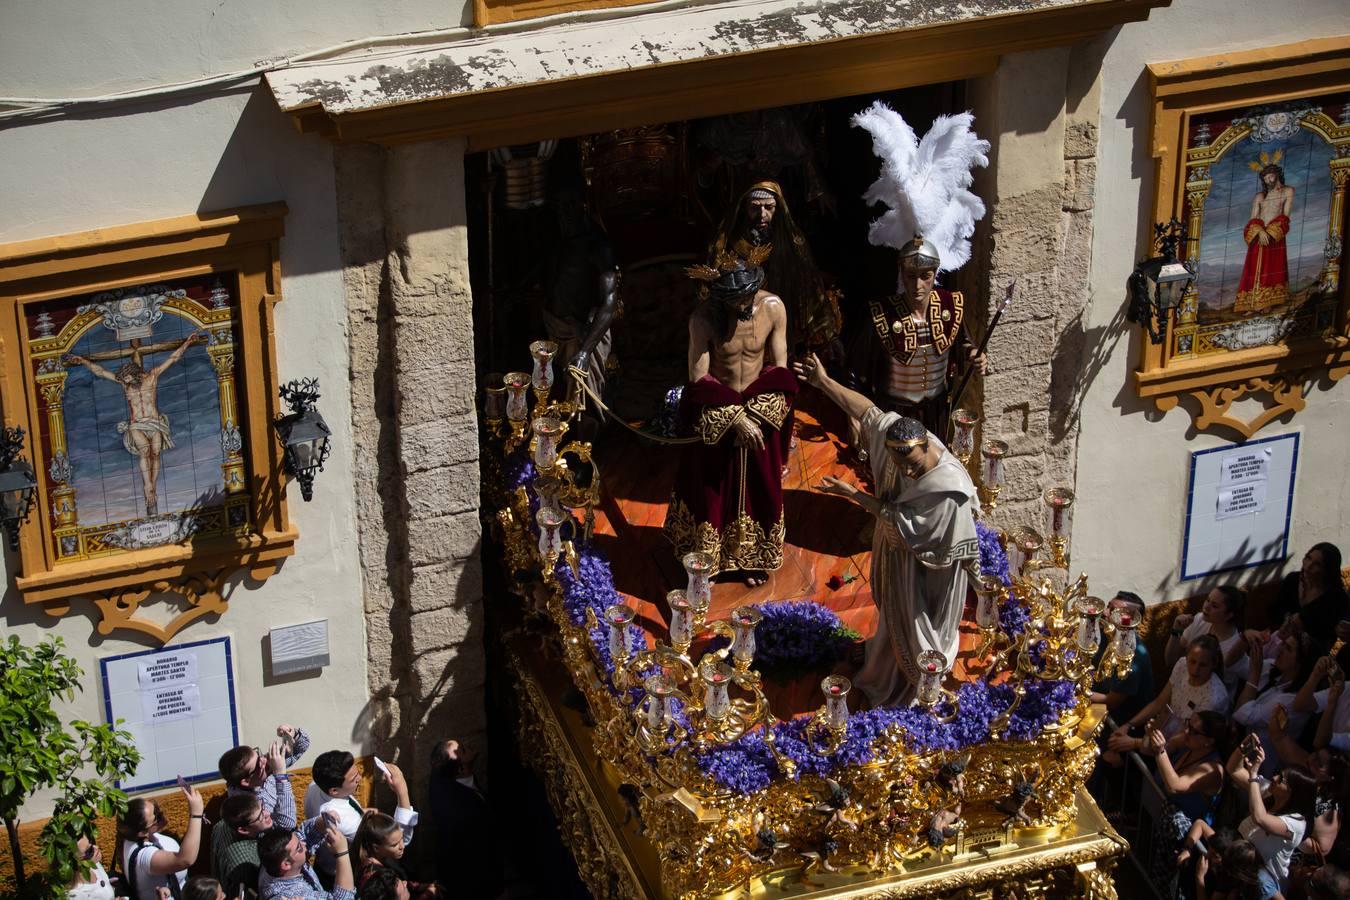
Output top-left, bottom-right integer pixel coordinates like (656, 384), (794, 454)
(852, 101), (991, 273)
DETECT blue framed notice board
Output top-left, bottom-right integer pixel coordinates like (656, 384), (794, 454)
(99, 636), (239, 791)
(1181, 433), (1299, 581)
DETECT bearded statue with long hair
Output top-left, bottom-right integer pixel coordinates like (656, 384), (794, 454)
(706, 181), (842, 356)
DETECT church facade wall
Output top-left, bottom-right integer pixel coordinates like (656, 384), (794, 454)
(1074, 0), (1350, 603)
(0, 42), (371, 821)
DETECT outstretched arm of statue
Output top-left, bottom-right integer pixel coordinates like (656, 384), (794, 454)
(791, 353), (871, 421)
(816, 475), (882, 518)
(572, 268), (619, 373)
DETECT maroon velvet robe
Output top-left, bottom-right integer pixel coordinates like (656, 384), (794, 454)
(663, 366), (798, 574)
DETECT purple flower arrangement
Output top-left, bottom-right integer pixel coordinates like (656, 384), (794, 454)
(975, 519), (1011, 586)
(999, 598), (1032, 638)
(696, 677), (1079, 795)
(505, 451), (536, 491)
(555, 548), (624, 627)
(745, 600), (860, 677)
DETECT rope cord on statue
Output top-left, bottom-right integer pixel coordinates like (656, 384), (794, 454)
(566, 366), (701, 445)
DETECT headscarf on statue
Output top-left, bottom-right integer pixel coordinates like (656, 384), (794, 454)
(707, 181), (841, 353)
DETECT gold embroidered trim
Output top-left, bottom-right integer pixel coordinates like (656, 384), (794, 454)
(931, 290), (964, 354)
(869, 290), (964, 362)
(664, 499), (785, 574)
(745, 392), (789, 430)
(697, 404), (746, 444)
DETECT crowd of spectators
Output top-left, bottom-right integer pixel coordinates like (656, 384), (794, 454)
(65, 728), (503, 900)
(1092, 542), (1350, 899)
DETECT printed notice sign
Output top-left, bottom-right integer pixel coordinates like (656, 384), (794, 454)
(1182, 434), (1298, 580)
(141, 683), (202, 723)
(1216, 481), (1267, 520)
(1220, 449), (1271, 488)
(137, 651), (197, 689)
(100, 637), (238, 791)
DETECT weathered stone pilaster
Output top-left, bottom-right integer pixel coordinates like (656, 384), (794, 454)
(335, 137), (485, 787)
(971, 39), (1106, 541)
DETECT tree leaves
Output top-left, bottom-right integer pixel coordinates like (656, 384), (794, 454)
(1, 636), (140, 897)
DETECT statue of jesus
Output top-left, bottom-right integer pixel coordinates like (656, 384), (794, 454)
(663, 259), (797, 587)
(64, 329), (207, 517)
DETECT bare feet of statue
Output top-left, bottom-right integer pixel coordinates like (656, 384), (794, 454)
(742, 570), (768, 588)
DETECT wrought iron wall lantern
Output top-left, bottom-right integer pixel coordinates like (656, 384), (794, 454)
(273, 378), (332, 502)
(1128, 218), (1195, 344)
(0, 426), (37, 551)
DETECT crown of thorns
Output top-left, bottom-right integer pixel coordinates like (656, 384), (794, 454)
(685, 246), (772, 283)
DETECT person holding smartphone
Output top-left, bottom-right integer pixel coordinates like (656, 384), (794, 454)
(1104, 635), (1229, 767)
(1234, 631), (1319, 776)
(258, 814), (355, 900)
(1311, 645), (1350, 754)
(1226, 741), (1318, 894)
(116, 781), (205, 900)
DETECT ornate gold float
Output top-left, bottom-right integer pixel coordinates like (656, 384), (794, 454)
(487, 364), (1132, 899)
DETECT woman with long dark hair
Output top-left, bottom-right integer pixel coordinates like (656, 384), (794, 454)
(1276, 543), (1348, 644)
(115, 784), (205, 900)
(1235, 630), (1319, 774)
(1230, 742), (1318, 895)
(1168, 586), (1249, 689)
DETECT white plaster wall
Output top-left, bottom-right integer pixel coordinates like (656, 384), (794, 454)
(0, 0), (466, 97)
(0, 82), (368, 817)
(1076, 2), (1350, 604)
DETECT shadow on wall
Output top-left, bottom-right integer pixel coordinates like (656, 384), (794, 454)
(1148, 528), (1291, 600)
(348, 538), (487, 794)
(198, 84), (342, 280)
(0, 558), (271, 651)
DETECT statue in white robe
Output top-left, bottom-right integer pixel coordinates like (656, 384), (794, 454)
(852, 406), (979, 706)
(790, 352), (980, 707)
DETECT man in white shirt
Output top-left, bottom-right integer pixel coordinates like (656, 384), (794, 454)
(302, 750), (417, 882)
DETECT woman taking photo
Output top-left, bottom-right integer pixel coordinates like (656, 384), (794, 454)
(1230, 742), (1318, 895)
(1149, 711), (1231, 834)
(116, 783), (205, 900)
(1234, 631), (1318, 775)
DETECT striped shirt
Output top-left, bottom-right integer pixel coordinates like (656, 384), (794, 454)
(226, 728), (311, 818)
